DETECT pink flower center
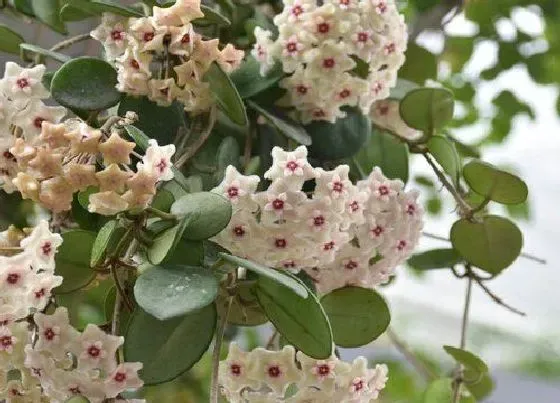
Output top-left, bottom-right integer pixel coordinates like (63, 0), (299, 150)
(332, 181), (343, 192)
(110, 30), (124, 41)
(378, 185), (389, 195)
(397, 240), (407, 251)
(268, 365), (281, 378)
(233, 226), (245, 237)
(130, 59), (140, 69)
(353, 378), (365, 392)
(87, 345), (101, 358)
(313, 215), (325, 227)
(16, 78), (29, 89)
(385, 43), (396, 54)
(283, 260), (296, 268)
(406, 204), (416, 215)
(340, 0), (350, 5)
(313, 109), (326, 118)
(357, 32), (368, 42)
(41, 241), (52, 257)
(286, 161), (299, 172)
(155, 158), (167, 173)
(291, 5), (303, 16)
(44, 328), (55, 341)
(317, 23), (330, 34)
(376, 1), (387, 13)
(350, 201), (359, 212)
(322, 58), (335, 69)
(114, 372), (127, 383)
(69, 386), (81, 395)
(339, 89), (351, 99)
(33, 117), (46, 129)
(372, 82), (383, 95)
(230, 363), (241, 376)
(181, 34), (191, 44)
(272, 199), (284, 210)
(345, 260), (358, 270)
(371, 226), (384, 237)
(323, 241), (335, 251)
(377, 104), (389, 115)
(6, 273), (20, 285)
(317, 364), (331, 376)
(227, 186), (239, 198)
(275, 238), (287, 248)
(296, 85), (308, 95)
(286, 42), (298, 53)
(0, 336), (12, 348)
(34, 288), (46, 299)
(3, 151), (15, 161)
(143, 32), (154, 42)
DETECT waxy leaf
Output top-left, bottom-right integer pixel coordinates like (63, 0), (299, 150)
(443, 345), (489, 374)
(408, 248), (462, 270)
(424, 378), (476, 403)
(307, 107), (371, 160)
(31, 0), (67, 34)
(124, 304), (217, 385)
(51, 57), (122, 112)
(171, 192), (232, 240)
(0, 25), (24, 55)
(20, 43), (70, 63)
(248, 101), (312, 146)
(451, 215), (523, 274)
(55, 230), (96, 293)
(134, 265), (218, 320)
(60, 0), (143, 21)
(204, 63), (248, 126)
(195, 5), (231, 26)
(147, 219), (188, 265)
(463, 160), (528, 205)
(399, 88), (454, 133)
(90, 219), (118, 267)
(427, 135), (460, 184)
(231, 56), (284, 99)
(216, 136), (241, 180)
(321, 286), (390, 348)
(255, 275), (332, 359)
(219, 253), (308, 298)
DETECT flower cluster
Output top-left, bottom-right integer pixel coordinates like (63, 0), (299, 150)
(0, 62), (176, 215)
(219, 343), (388, 402)
(370, 99), (421, 141)
(212, 146), (423, 294)
(92, 0), (244, 113)
(252, 0), (407, 123)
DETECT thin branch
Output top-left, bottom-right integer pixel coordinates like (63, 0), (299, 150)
(210, 295), (233, 403)
(472, 274), (526, 316)
(175, 106), (217, 169)
(50, 33), (91, 52)
(146, 207), (177, 221)
(452, 274), (473, 403)
(265, 330), (279, 350)
(386, 327), (435, 382)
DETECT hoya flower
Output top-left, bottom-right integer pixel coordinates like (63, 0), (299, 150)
(77, 324), (124, 372)
(214, 166), (260, 209)
(1, 62), (49, 100)
(264, 146), (315, 183)
(88, 191), (129, 215)
(33, 308), (75, 359)
(19, 220), (62, 271)
(247, 346), (300, 395)
(12, 100), (66, 141)
(219, 343), (259, 394)
(98, 132), (136, 165)
(104, 363), (144, 398)
(142, 139), (176, 181)
(90, 13), (129, 60)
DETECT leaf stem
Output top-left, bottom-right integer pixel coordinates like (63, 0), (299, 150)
(210, 295), (233, 403)
(50, 33), (91, 52)
(452, 273), (473, 403)
(471, 272), (526, 316)
(146, 207), (176, 221)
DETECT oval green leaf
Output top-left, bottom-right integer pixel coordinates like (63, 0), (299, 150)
(463, 160), (528, 205)
(60, 0), (143, 21)
(219, 253), (308, 299)
(399, 88), (454, 133)
(230, 56), (284, 99)
(450, 215), (523, 274)
(248, 100), (312, 146)
(307, 107), (370, 160)
(31, 0), (67, 34)
(195, 5), (231, 26)
(171, 192), (232, 241)
(0, 25), (24, 55)
(134, 264), (218, 320)
(124, 304), (216, 385)
(255, 275), (332, 359)
(20, 43), (71, 63)
(321, 286), (390, 348)
(407, 248), (462, 270)
(147, 219), (189, 265)
(216, 136), (241, 180)
(424, 378), (476, 403)
(443, 345), (489, 374)
(427, 135), (461, 184)
(90, 219), (118, 267)
(55, 230), (96, 293)
(204, 62), (248, 126)
(51, 57), (122, 112)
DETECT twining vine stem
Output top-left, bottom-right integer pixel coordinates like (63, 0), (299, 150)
(452, 273), (473, 403)
(210, 295), (233, 403)
(50, 33), (92, 52)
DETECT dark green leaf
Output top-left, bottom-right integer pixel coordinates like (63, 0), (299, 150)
(164, 239), (204, 266)
(55, 230), (96, 293)
(31, 0), (67, 34)
(216, 136), (240, 181)
(463, 160), (528, 205)
(151, 189), (175, 213)
(443, 345), (489, 373)
(321, 286), (390, 348)
(204, 63), (248, 126)
(219, 253), (308, 298)
(13, 0), (34, 16)
(219, 281), (268, 326)
(427, 135), (460, 184)
(398, 43), (437, 84)
(124, 304), (216, 385)
(20, 43), (71, 63)
(354, 128), (408, 182)
(170, 192), (232, 240)
(230, 56), (284, 99)
(408, 248), (462, 270)
(465, 370), (494, 400)
(51, 57), (122, 112)
(0, 25), (24, 55)
(90, 219), (118, 267)
(451, 215), (523, 274)
(399, 88), (454, 133)
(104, 287), (131, 335)
(134, 265), (218, 320)
(147, 219), (189, 265)
(77, 186), (99, 211)
(248, 101), (312, 146)
(60, 0), (143, 21)
(65, 396), (91, 403)
(194, 5), (231, 26)
(255, 275), (332, 359)
(307, 107), (370, 160)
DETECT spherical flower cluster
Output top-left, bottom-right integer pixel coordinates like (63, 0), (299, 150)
(92, 0), (244, 113)
(0, 63), (176, 215)
(0, 220), (62, 322)
(370, 99), (421, 141)
(251, 0), (407, 123)
(212, 146), (423, 294)
(219, 343), (388, 402)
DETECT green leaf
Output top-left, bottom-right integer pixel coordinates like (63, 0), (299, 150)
(307, 107), (371, 160)
(170, 192), (232, 241)
(65, 396), (91, 403)
(124, 304), (216, 385)
(389, 79), (420, 100)
(451, 215), (523, 274)
(443, 345), (489, 374)
(464, 370), (494, 400)
(399, 88), (454, 133)
(408, 248), (462, 270)
(164, 239), (204, 266)
(354, 128), (408, 182)
(104, 287), (131, 335)
(195, 5), (231, 26)
(247, 101), (312, 146)
(218, 253), (308, 298)
(219, 282), (268, 326)
(427, 135), (460, 184)
(463, 160), (528, 205)
(134, 264), (218, 320)
(118, 96), (186, 147)
(151, 189), (175, 213)
(90, 219), (118, 268)
(424, 378), (476, 403)
(31, 0), (67, 34)
(55, 230), (96, 293)
(20, 43), (71, 63)
(13, 0), (34, 16)
(147, 219), (189, 265)
(204, 63), (248, 126)
(321, 286), (390, 348)
(77, 186), (99, 210)
(255, 275), (332, 359)
(231, 57), (284, 99)
(216, 136), (240, 180)
(60, 0), (143, 21)
(51, 57), (122, 112)
(0, 25), (24, 55)
(398, 43), (437, 85)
